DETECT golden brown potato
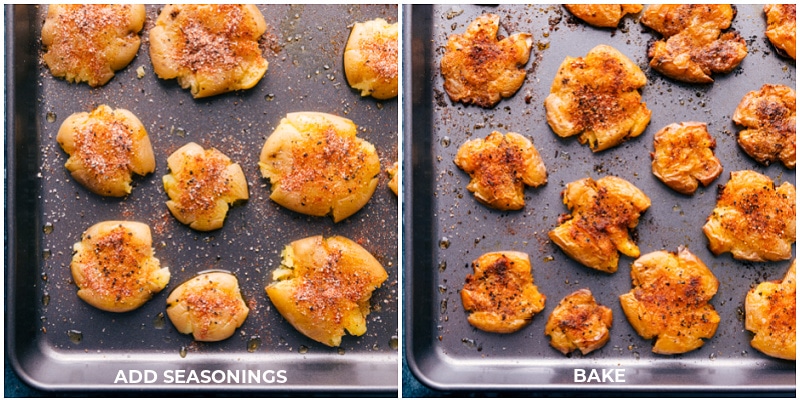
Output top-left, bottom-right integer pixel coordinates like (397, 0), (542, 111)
(460, 251), (546, 334)
(544, 44), (651, 152)
(388, 161), (399, 195)
(149, 4), (268, 98)
(545, 289), (613, 355)
(745, 260), (796, 360)
(454, 131), (547, 211)
(57, 104), (155, 197)
(703, 170), (795, 262)
(259, 112), (381, 222)
(651, 122), (723, 195)
(265, 235), (388, 347)
(732, 84), (796, 169)
(549, 176), (651, 273)
(71, 221), (169, 312)
(641, 5), (748, 83)
(764, 4), (796, 60)
(344, 18), (398, 100)
(41, 4), (145, 87)
(166, 271), (249, 342)
(440, 13), (532, 108)
(163, 142), (249, 231)
(620, 247), (720, 355)
(564, 4), (642, 28)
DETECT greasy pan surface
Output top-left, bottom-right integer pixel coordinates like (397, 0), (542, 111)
(404, 4), (795, 392)
(6, 4), (398, 393)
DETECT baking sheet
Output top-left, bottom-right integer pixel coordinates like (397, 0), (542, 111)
(6, 4), (398, 393)
(403, 4), (795, 393)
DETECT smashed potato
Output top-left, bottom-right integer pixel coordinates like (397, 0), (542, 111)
(166, 271), (249, 342)
(41, 4), (145, 87)
(745, 260), (796, 360)
(344, 18), (398, 100)
(620, 247), (720, 354)
(454, 131), (547, 211)
(163, 142), (249, 231)
(732, 84), (796, 169)
(549, 176), (651, 273)
(545, 289), (613, 355)
(388, 161), (399, 195)
(259, 112), (381, 222)
(564, 4), (642, 28)
(651, 122), (723, 195)
(71, 221), (169, 312)
(703, 170), (795, 262)
(149, 4), (268, 98)
(57, 104), (155, 197)
(440, 13), (532, 108)
(544, 44), (651, 152)
(764, 4), (796, 60)
(266, 235), (388, 347)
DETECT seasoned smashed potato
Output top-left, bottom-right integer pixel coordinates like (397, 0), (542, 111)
(549, 176), (651, 273)
(732, 84), (796, 169)
(166, 271), (249, 342)
(461, 251), (546, 334)
(651, 122), (723, 195)
(42, 4), (145, 87)
(745, 260), (796, 360)
(440, 13), (532, 108)
(564, 4), (642, 28)
(149, 4), (268, 98)
(545, 45), (651, 152)
(545, 289), (613, 355)
(344, 18), (398, 100)
(388, 161), (399, 195)
(454, 131), (547, 211)
(703, 170), (795, 262)
(764, 4), (796, 60)
(620, 247), (720, 355)
(259, 112), (381, 222)
(266, 235), (388, 347)
(71, 221), (169, 312)
(163, 142), (249, 231)
(57, 104), (155, 197)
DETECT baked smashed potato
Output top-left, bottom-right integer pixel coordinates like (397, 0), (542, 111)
(461, 251), (546, 334)
(454, 131), (547, 211)
(57, 104), (155, 197)
(745, 259), (796, 360)
(71, 221), (169, 312)
(265, 235), (388, 347)
(545, 289), (613, 355)
(651, 122), (723, 195)
(564, 4), (642, 28)
(544, 44), (651, 152)
(641, 4), (748, 83)
(387, 161), (399, 195)
(703, 170), (795, 262)
(149, 4), (268, 98)
(42, 4), (145, 87)
(259, 112), (381, 222)
(764, 4), (796, 60)
(620, 247), (720, 355)
(440, 13), (532, 108)
(344, 18), (398, 100)
(166, 271), (249, 342)
(732, 84), (796, 169)
(549, 176), (651, 273)
(163, 142), (249, 231)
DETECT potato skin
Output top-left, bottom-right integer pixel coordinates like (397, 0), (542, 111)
(651, 122), (723, 195)
(166, 271), (249, 342)
(266, 235), (388, 347)
(545, 289), (613, 355)
(564, 4), (642, 28)
(344, 18), (398, 100)
(732, 84), (796, 169)
(764, 4), (796, 60)
(745, 260), (796, 360)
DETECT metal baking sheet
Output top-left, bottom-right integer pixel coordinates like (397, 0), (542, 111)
(403, 4), (795, 393)
(6, 4), (398, 393)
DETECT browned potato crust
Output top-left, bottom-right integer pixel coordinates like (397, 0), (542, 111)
(460, 251), (546, 334)
(166, 271), (249, 342)
(71, 221), (169, 312)
(266, 235), (388, 347)
(42, 4), (145, 87)
(745, 260), (796, 360)
(544, 45), (651, 152)
(564, 4), (642, 28)
(732, 84), (796, 169)
(57, 105), (155, 197)
(545, 289), (613, 355)
(387, 161), (399, 195)
(454, 131), (547, 211)
(440, 14), (532, 108)
(651, 122), (723, 195)
(344, 18), (398, 100)
(149, 4), (268, 98)
(620, 247), (720, 354)
(764, 4), (796, 60)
